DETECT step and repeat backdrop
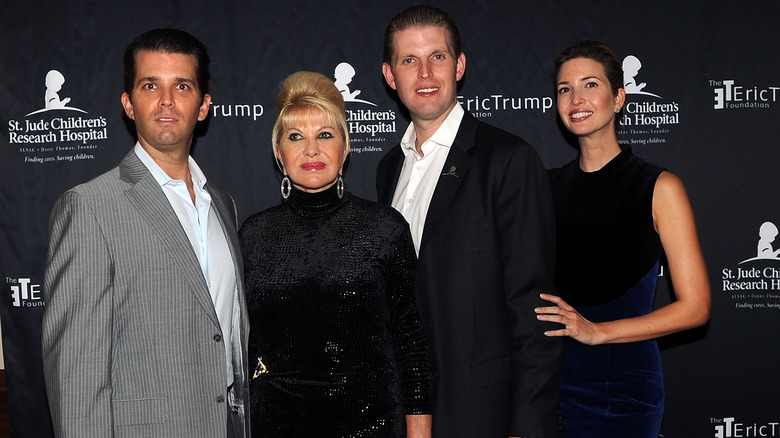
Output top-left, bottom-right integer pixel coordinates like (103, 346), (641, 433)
(1, 1), (778, 436)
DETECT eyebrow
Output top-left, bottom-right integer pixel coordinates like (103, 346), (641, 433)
(399, 48), (449, 59)
(557, 75), (602, 86)
(286, 125), (336, 131)
(136, 76), (197, 86)
(396, 52), (418, 60)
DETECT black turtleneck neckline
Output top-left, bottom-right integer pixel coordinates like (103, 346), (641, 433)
(286, 183), (349, 217)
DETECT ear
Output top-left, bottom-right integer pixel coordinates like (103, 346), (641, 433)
(615, 88), (626, 111)
(455, 52), (466, 81)
(198, 93), (212, 121)
(120, 92), (135, 120)
(340, 146), (350, 175)
(382, 63), (397, 90)
(275, 150), (286, 175)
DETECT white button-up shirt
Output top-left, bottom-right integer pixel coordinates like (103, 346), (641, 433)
(135, 143), (237, 386)
(391, 104), (465, 254)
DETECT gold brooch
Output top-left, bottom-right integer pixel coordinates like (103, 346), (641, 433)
(252, 357), (268, 380)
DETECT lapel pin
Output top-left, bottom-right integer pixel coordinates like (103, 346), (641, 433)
(442, 166), (458, 178)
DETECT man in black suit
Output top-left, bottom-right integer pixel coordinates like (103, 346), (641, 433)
(377, 6), (562, 438)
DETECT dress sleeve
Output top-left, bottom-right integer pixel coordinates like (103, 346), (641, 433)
(385, 219), (433, 415)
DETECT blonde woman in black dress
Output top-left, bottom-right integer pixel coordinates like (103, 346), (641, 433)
(240, 71), (432, 438)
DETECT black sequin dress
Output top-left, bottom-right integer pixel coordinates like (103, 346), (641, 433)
(239, 184), (432, 438)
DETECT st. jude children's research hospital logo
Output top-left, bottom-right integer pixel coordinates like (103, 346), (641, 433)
(7, 69), (109, 164)
(616, 54), (680, 147)
(334, 61), (396, 154)
(721, 220), (780, 310)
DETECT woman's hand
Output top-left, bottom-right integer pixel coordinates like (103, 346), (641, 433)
(406, 414), (432, 438)
(535, 293), (604, 345)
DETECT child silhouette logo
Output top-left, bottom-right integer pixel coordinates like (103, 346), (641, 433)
(334, 62), (377, 106)
(26, 69), (86, 116)
(756, 222), (780, 259)
(45, 70), (71, 108)
(740, 221), (780, 263)
(622, 56), (660, 98)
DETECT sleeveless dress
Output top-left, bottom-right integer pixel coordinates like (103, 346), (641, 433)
(239, 184), (432, 438)
(548, 146), (665, 437)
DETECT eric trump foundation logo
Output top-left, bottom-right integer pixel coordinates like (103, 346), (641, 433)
(711, 79), (778, 110)
(6, 277), (43, 308)
(713, 416), (780, 437)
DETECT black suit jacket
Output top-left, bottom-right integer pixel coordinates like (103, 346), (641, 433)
(376, 112), (562, 438)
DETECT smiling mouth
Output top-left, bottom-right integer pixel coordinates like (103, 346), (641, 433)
(571, 111), (593, 120)
(417, 87), (439, 93)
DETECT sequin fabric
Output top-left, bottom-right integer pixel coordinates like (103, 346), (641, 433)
(240, 184), (432, 437)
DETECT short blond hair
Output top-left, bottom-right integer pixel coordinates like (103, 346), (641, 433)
(272, 71), (349, 161)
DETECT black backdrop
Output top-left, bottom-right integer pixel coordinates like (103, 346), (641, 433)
(2, 1), (779, 436)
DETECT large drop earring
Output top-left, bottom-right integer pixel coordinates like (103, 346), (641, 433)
(280, 175), (291, 199)
(336, 172), (344, 199)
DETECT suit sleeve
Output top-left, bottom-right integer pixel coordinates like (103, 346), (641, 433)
(497, 145), (562, 437)
(42, 190), (115, 437)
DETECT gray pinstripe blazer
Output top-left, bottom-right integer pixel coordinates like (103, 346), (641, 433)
(42, 150), (250, 437)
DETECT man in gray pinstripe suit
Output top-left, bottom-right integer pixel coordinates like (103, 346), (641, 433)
(42, 29), (249, 437)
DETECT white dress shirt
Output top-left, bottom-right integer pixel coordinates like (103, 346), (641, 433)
(135, 143), (237, 386)
(391, 104), (465, 254)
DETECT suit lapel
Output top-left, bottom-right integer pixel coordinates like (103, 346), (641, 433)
(418, 113), (478, 254)
(377, 148), (404, 205)
(209, 187), (242, 286)
(209, 187), (248, 325)
(119, 151), (219, 325)
(209, 186), (250, 388)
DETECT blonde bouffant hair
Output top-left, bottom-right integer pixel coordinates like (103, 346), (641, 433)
(272, 71), (349, 165)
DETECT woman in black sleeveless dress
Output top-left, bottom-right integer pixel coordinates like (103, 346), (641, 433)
(537, 41), (711, 437)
